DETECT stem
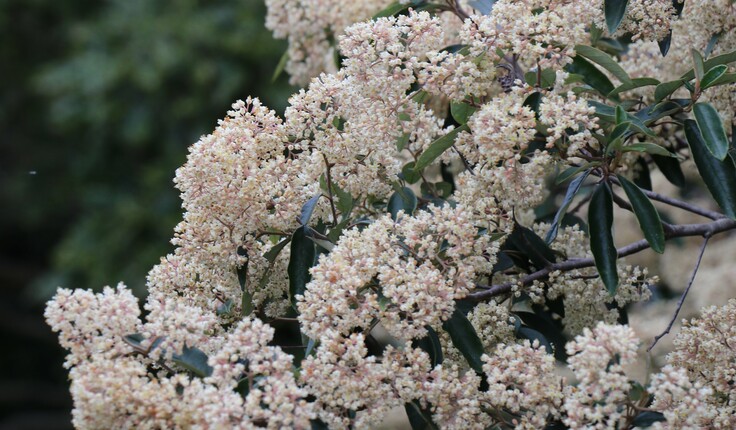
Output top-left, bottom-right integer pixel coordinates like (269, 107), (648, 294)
(322, 153), (339, 225)
(468, 217), (735, 301)
(648, 235), (711, 351)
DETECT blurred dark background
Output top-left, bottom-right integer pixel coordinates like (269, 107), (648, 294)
(0, 0), (292, 427)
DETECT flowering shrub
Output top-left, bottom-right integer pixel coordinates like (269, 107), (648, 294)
(46, 0), (736, 428)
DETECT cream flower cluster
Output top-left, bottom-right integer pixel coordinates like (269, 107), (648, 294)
(298, 204), (495, 341)
(46, 285), (314, 429)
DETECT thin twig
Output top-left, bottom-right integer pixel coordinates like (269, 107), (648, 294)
(648, 235), (711, 351)
(322, 153), (339, 225)
(469, 217), (735, 301)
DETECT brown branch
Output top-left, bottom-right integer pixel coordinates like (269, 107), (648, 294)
(322, 153), (339, 225)
(648, 235), (711, 351)
(468, 217), (736, 301)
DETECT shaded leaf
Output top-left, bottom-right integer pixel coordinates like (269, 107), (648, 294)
(413, 326), (444, 368)
(632, 411), (666, 427)
(700, 64), (728, 89)
(450, 101), (477, 124)
(652, 153), (685, 187)
(609, 77), (660, 97)
(621, 143), (675, 157)
(524, 68), (557, 88)
(509, 223), (557, 268)
(617, 175), (665, 253)
(271, 50), (289, 83)
(693, 103), (729, 160)
(684, 120), (736, 219)
(566, 56), (616, 99)
(679, 49), (736, 81)
(546, 170), (591, 243)
(288, 226), (316, 309)
(654, 79), (686, 102)
(299, 194), (321, 226)
(604, 0), (629, 34)
(405, 400), (439, 430)
(516, 326), (553, 355)
(442, 308), (485, 374)
(388, 186), (418, 220)
(172, 346), (213, 378)
(589, 182), (619, 295)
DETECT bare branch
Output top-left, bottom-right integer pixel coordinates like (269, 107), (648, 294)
(468, 217), (736, 301)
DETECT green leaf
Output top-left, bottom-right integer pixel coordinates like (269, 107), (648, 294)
(442, 308), (485, 374)
(372, 1), (409, 19)
(636, 99), (689, 125)
(413, 326), (443, 368)
(450, 101), (477, 124)
(172, 346), (213, 378)
(615, 105), (627, 124)
(704, 32), (722, 59)
(708, 72), (736, 87)
(693, 103), (730, 160)
(575, 45), (632, 84)
(654, 79), (686, 102)
(546, 170), (591, 243)
(684, 119), (736, 219)
(632, 411), (666, 427)
(658, 31), (672, 57)
(288, 226), (316, 309)
(401, 162), (422, 184)
(588, 182), (619, 295)
(556, 163), (595, 185)
(524, 68), (557, 88)
(405, 400), (439, 430)
(604, 0), (629, 34)
(565, 56), (616, 99)
(680, 49), (736, 81)
(700, 65), (728, 89)
(692, 49), (706, 82)
(515, 326), (553, 354)
(271, 50), (289, 83)
(413, 124), (469, 172)
(617, 175), (665, 254)
(299, 194), (322, 225)
(651, 153), (685, 187)
(332, 183), (354, 218)
(523, 91), (542, 119)
(388, 186), (418, 220)
(216, 299), (235, 316)
(304, 226), (335, 252)
(621, 143), (675, 157)
(509, 223), (557, 268)
(609, 77), (660, 97)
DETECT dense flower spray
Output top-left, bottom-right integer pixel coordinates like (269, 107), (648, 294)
(46, 0), (736, 428)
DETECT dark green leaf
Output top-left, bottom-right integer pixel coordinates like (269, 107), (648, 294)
(401, 162), (422, 184)
(310, 419), (330, 430)
(468, 0), (496, 14)
(684, 119), (736, 219)
(615, 105), (627, 124)
(405, 400), (439, 430)
(680, 49), (736, 81)
(450, 101), (477, 124)
(396, 132), (410, 151)
(658, 31), (672, 56)
(524, 68), (557, 88)
(632, 411), (666, 427)
(413, 326), (444, 368)
(515, 326), (553, 354)
(523, 92), (542, 119)
(604, 0), (629, 34)
(589, 182), (619, 295)
(634, 156), (652, 191)
(575, 45), (632, 84)
(708, 72), (736, 87)
(617, 175), (665, 253)
(172, 346), (213, 378)
(546, 170), (591, 243)
(692, 49), (705, 81)
(654, 79), (686, 102)
(556, 164), (595, 185)
(288, 226), (316, 309)
(373, 1), (410, 18)
(332, 183), (354, 218)
(388, 186), (418, 220)
(700, 65), (728, 89)
(693, 103), (729, 160)
(414, 124), (469, 172)
(299, 194), (322, 226)
(704, 33), (722, 58)
(304, 226), (335, 252)
(636, 99), (689, 126)
(652, 153), (685, 187)
(608, 77), (660, 97)
(509, 223), (557, 268)
(566, 56), (616, 99)
(263, 237), (291, 263)
(442, 308), (485, 374)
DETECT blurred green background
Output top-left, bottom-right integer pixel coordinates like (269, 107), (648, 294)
(0, 0), (291, 427)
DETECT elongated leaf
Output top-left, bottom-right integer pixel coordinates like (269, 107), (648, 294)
(523, 91), (542, 119)
(556, 163), (594, 184)
(692, 49), (705, 82)
(413, 124), (469, 172)
(684, 119), (736, 219)
(654, 79), (686, 102)
(468, 0), (496, 14)
(566, 56), (616, 99)
(299, 194), (321, 225)
(636, 99), (688, 125)
(604, 0), (629, 34)
(373, 1), (409, 18)
(632, 411), (666, 427)
(609, 77), (660, 97)
(652, 153), (685, 187)
(693, 103), (729, 160)
(708, 72), (736, 87)
(658, 31), (672, 57)
(680, 49), (736, 81)
(621, 143), (675, 157)
(589, 182), (619, 295)
(700, 65), (728, 89)
(442, 308), (485, 374)
(288, 226), (316, 309)
(172, 346), (213, 378)
(271, 50), (289, 83)
(617, 175), (665, 253)
(524, 68), (557, 88)
(546, 170), (591, 243)
(516, 326), (553, 354)
(575, 45), (631, 84)
(509, 223), (557, 268)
